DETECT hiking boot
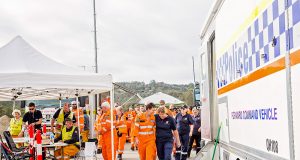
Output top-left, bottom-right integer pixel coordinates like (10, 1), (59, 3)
(117, 154), (122, 160)
(131, 146), (134, 151)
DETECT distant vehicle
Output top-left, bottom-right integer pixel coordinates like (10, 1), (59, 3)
(199, 0), (299, 159)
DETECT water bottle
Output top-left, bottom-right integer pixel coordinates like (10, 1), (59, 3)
(24, 129), (28, 138)
(50, 133), (55, 144)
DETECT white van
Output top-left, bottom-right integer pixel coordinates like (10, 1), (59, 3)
(199, 0), (299, 159)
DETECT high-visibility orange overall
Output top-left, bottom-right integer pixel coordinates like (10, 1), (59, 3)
(72, 108), (84, 131)
(133, 112), (156, 160)
(116, 114), (127, 155)
(123, 111), (132, 141)
(130, 111), (137, 149)
(100, 110), (118, 160)
(95, 113), (102, 149)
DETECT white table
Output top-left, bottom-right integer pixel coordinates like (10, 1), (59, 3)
(42, 142), (68, 148)
(39, 142), (69, 159)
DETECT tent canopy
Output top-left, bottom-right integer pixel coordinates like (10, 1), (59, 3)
(0, 36), (112, 101)
(138, 92), (184, 105)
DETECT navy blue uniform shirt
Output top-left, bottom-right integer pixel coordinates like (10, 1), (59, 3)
(155, 114), (176, 142)
(175, 113), (194, 135)
(191, 114), (201, 135)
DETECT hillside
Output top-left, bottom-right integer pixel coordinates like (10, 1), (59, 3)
(115, 80), (194, 107)
(0, 81), (194, 117)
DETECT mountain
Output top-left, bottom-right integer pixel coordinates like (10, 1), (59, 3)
(115, 80), (194, 107)
(0, 81), (194, 117)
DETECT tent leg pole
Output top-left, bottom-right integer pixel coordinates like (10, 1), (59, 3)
(13, 100), (15, 111)
(110, 88), (114, 159)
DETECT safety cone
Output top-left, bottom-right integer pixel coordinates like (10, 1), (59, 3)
(28, 125), (34, 160)
(36, 130), (43, 160)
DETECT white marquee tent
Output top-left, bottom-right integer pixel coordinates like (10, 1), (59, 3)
(139, 92), (184, 105)
(0, 36), (112, 101)
(0, 36), (115, 153)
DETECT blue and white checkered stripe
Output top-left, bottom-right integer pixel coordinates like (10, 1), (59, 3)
(217, 0), (300, 89)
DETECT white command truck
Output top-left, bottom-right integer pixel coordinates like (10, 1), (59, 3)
(198, 0), (299, 159)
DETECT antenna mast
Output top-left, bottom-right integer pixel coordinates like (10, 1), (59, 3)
(93, 0), (98, 73)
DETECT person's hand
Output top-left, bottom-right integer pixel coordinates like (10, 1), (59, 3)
(198, 128), (201, 133)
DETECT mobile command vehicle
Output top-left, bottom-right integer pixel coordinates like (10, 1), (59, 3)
(198, 0), (299, 159)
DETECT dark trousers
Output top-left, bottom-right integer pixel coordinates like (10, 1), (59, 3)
(175, 133), (189, 160)
(187, 134), (201, 157)
(156, 140), (173, 160)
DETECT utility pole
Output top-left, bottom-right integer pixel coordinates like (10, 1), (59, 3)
(93, 0), (98, 73)
(192, 56), (196, 84)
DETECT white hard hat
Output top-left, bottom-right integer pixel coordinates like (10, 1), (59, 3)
(71, 101), (80, 105)
(101, 102), (110, 108)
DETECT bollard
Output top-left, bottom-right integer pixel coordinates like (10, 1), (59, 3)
(28, 125), (35, 160)
(42, 124), (47, 158)
(36, 130), (43, 160)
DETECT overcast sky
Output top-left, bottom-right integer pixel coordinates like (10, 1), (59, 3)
(0, 0), (213, 84)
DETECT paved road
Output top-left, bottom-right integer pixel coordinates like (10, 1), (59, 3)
(96, 143), (197, 160)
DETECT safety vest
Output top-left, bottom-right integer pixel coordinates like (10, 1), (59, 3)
(100, 110), (117, 134)
(95, 114), (102, 131)
(62, 126), (80, 145)
(133, 112), (156, 141)
(123, 112), (132, 129)
(9, 118), (23, 136)
(116, 114), (127, 134)
(73, 108), (84, 131)
(56, 109), (74, 132)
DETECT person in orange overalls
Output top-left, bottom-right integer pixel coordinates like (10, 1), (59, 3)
(116, 106), (127, 160)
(71, 101), (84, 133)
(95, 107), (103, 154)
(99, 102), (118, 160)
(187, 106), (193, 115)
(159, 100), (174, 117)
(130, 106), (139, 151)
(169, 104), (177, 118)
(133, 103), (156, 160)
(124, 107), (133, 142)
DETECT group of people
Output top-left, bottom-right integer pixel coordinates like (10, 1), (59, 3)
(95, 100), (201, 160)
(7, 99), (201, 160)
(7, 101), (90, 159)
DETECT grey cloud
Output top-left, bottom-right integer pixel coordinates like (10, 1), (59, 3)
(0, 0), (213, 84)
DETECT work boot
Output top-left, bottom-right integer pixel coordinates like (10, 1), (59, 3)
(117, 154), (122, 160)
(131, 146), (134, 151)
(97, 148), (102, 154)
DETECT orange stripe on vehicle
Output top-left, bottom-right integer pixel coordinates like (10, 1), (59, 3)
(218, 49), (300, 95)
(290, 49), (300, 66)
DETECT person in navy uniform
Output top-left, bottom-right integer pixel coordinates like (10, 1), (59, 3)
(175, 105), (194, 160)
(187, 107), (201, 158)
(155, 106), (181, 160)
